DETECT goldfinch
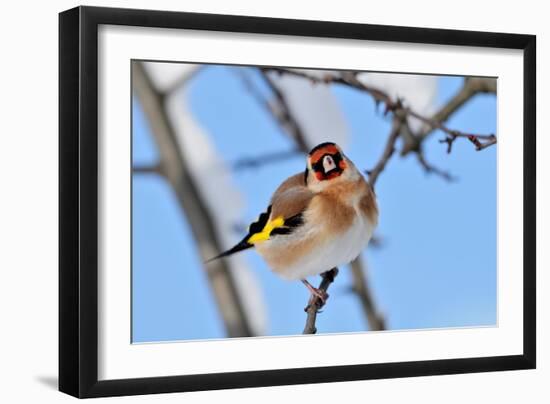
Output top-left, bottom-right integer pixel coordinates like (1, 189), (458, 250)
(209, 142), (378, 303)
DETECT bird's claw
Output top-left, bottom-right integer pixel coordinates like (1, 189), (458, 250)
(304, 289), (329, 312)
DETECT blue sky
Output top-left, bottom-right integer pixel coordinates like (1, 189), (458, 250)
(132, 66), (496, 342)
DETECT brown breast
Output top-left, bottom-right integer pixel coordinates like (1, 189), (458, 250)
(308, 177), (378, 235)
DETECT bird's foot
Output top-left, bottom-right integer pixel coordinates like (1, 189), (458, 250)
(302, 280), (329, 312)
(309, 288), (329, 306)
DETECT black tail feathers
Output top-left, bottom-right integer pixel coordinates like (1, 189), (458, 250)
(206, 205), (274, 263)
(205, 239), (253, 263)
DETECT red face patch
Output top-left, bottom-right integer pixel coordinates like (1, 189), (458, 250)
(309, 144), (347, 181)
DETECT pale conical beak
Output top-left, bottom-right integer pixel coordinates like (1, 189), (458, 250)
(323, 155), (336, 173)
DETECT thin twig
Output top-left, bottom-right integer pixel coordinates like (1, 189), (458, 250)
(367, 116), (403, 188)
(303, 268), (339, 334)
(406, 109), (495, 140)
(439, 132), (497, 154)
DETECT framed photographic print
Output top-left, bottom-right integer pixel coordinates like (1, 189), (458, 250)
(59, 6), (536, 398)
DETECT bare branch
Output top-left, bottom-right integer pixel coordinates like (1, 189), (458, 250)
(262, 68), (497, 153)
(303, 268), (339, 334)
(406, 109), (495, 141)
(349, 258), (386, 331)
(367, 116), (403, 188)
(398, 78), (496, 155)
(343, 73), (497, 153)
(429, 78), (495, 125)
(133, 61), (255, 338)
(407, 76), (497, 153)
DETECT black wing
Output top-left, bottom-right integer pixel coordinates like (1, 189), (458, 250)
(269, 213), (304, 236)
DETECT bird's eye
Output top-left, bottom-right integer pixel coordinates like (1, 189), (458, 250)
(323, 155), (336, 173)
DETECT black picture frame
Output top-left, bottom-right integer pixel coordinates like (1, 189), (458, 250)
(59, 5), (536, 398)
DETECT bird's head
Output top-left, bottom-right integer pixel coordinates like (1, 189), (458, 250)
(305, 142), (358, 191)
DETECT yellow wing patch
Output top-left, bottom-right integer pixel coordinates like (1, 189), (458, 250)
(248, 217), (285, 244)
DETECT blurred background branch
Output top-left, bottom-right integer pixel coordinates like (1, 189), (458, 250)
(259, 71), (311, 151)
(132, 61), (255, 337)
(350, 258), (386, 331)
(366, 115), (404, 188)
(232, 148), (302, 170)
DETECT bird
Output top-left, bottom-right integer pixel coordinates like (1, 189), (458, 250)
(208, 142), (378, 306)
